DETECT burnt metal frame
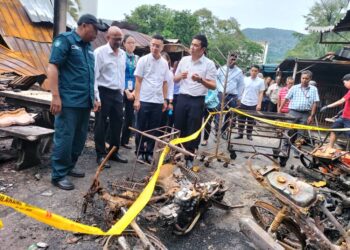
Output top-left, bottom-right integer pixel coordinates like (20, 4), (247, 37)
(319, 31), (350, 44)
(249, 153), (350, 248)
(227, 112), (295, 160)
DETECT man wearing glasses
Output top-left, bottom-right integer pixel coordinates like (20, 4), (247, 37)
(216, 53), (244, 139)
(94, 26), (128, 167)
(278, 70), (319, 158)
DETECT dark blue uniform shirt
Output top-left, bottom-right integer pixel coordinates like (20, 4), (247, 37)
(49, 30), (95, 108)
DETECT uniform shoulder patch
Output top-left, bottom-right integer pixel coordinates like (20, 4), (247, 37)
(54, 39), (62, 48)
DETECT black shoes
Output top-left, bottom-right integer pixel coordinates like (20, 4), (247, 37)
(234, 135), (243, 139)
(52, 178), (74, 190)
(110, 153), (128, 163)
(97, 157), (111, 168)
(247, 135), (253, 141)
(67, 169), (85, 178)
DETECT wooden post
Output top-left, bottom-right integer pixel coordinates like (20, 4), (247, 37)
(53, 0), (67, 38)
(292, 60), (298, 80)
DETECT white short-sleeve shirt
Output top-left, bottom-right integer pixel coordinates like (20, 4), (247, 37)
(241, 76), (265, 106)
(134, 53), (169, 104)
(176, 55), (217, 96)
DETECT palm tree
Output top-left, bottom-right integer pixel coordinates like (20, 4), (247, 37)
(67, 0), (81, 21)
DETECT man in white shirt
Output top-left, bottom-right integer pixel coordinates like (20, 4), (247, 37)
(94, 26), (128, 166)
(134, 34), (169, 163)
(174, 34), (217, 168)
(216, 53), (244, 138)
(235, 65), (265, 140)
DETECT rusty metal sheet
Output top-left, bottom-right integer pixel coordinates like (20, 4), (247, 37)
(3, 36), (51, 75)
(0, 44), (44, 76)
(0, 0), (52, 43)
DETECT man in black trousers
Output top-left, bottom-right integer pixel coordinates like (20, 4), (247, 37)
(94, 26), (128, 166)
(174, 34), (217, 169)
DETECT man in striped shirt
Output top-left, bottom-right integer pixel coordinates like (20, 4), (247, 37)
(277, 77), (294, 113)
(279, 70), (319, 158)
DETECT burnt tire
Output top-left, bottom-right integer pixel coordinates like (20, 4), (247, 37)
(250, 200), (306, 249)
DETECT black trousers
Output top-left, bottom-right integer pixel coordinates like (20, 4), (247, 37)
(203, 107), (216, 141)
(121, 94), (134, 145)
(94, 86), (123, 158)
(218, 93), (238, 133)
(237, 103), (256, 136)
(135, 101), (163, 156)
(268, 101), (277, 112)
(174, 94), (205, 159)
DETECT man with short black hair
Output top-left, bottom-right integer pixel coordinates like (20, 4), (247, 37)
(321, 74), (350, 149)
(133, 34), (169, 163)
(48, 14), (107, 190)
(216, 52), (244, 139)
(174, 34), (217, 168)
(235, 65), (265, 140)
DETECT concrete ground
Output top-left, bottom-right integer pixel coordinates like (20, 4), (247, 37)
(0, 130), (299, 249)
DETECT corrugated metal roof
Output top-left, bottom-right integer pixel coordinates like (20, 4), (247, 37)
(20, 0), (76, 28)
(307, 25), (334, 33)
(3, 36), (51, 75)
(0, 44), (46, 88)
(308, 10), (350, 33)
(0, 44), (44, 75)
(0, 0), (52, 43)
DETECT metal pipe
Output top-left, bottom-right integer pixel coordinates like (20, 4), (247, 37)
(129, 127), (195, 157)
(321, 203), (348, 239)
(53, 0), (67, 38)
(215, 54), (230, 157)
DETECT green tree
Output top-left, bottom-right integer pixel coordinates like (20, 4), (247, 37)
(125, 5), (200, 46)
(194, 9), (263, 67)
(124, 5), (263, 67)
(125, 4), (172, 35)
(167, 10), (200, 46)
(68, 0), (81, 21)
(288, 0), (349, 58)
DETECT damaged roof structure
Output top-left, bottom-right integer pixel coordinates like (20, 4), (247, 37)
(0, 0), (76, 90)
(0, 2), (189, 91)
(308, 9), (350, 44)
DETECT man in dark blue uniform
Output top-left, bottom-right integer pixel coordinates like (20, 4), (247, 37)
(48, 14), (107, 190)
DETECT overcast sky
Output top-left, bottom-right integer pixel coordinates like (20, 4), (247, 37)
(97, 0), (317, 33)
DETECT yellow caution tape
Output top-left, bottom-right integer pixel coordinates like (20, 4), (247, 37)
(229, 108), (350, 132)
(0, 116), (212, 236)
(0, 107), (346, 235)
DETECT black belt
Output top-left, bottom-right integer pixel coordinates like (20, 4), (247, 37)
(98, 86), (120, 93)
(180, 94), (205, 99)
(290, 109), (310, 113)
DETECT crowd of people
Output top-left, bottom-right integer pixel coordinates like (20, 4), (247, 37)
(48, 14), (350, 191)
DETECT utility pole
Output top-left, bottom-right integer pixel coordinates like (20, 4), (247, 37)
(53, 0), (67, 38)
